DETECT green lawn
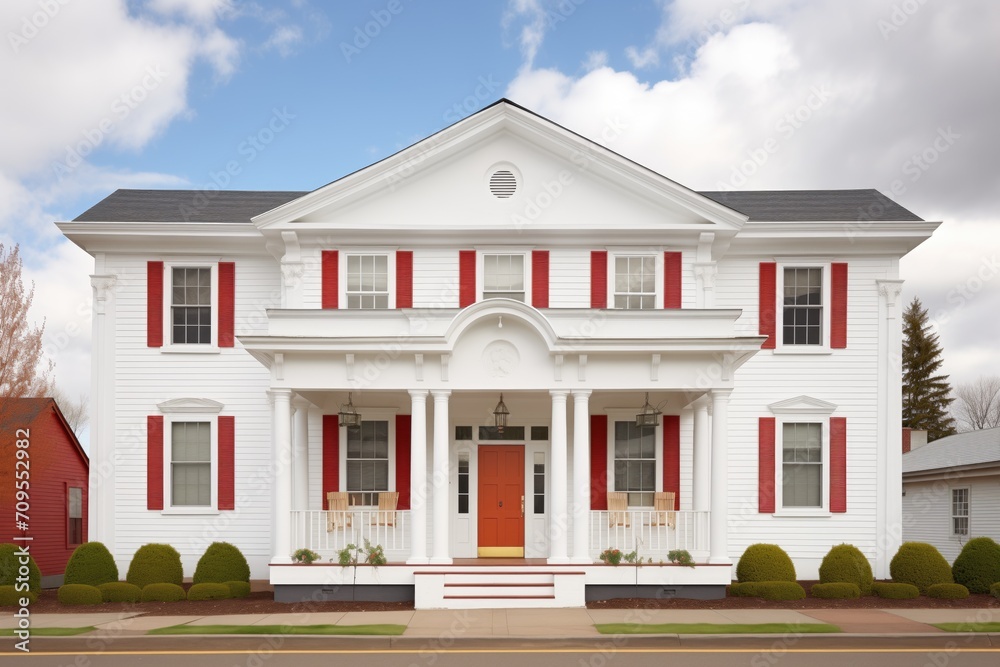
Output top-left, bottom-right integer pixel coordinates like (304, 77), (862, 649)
(596, 622), (840, 635)
(148, 623), (406, 636)
(933, 623), (1000, 633)
(0, 627), (96, 636)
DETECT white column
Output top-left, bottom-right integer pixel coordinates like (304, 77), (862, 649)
(878, 279), (905, 579)
(291, 397), (310, 511)
(549, 390), (570, 563)
(692, 396), (711, 512)
(709, 389), (732, 565)
(407, 390), (429, 564)
(571, 390), (592, 563)
(89, 275), (116, 549)
(430, 390), (451, 564)
(271, 389), (294, 564)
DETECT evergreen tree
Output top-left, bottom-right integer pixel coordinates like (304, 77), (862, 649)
(902, 297), (956, 441)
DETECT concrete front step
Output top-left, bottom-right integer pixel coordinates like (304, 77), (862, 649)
(415, 568), (586, 609)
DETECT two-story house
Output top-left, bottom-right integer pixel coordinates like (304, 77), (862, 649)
(58, 99), (939, 608)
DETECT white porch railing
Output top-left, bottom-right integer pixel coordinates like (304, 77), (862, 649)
(589, 510), (710, 560)
(290, 510), (410, 559)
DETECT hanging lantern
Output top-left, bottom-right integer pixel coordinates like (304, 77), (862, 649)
(339, 392), (362, 429)
(635, 392), (661, 429)
(493, 393), (510, 433)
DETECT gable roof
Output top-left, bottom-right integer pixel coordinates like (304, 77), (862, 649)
(700, 189), (922, 222)
(902, 427), (1000, 474)
(0, 398), (89, 466)
(74, 190), (307, 223)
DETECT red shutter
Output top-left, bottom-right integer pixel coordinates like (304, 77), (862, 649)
(147, 261), (163, 347)
(218, 416), (235, 510)
(321, 250), (339, 309)
(590, 414), (608, 510)
(590, 251), (607, 308)
(396, 251), (413, 308)
(759, 262), (777, 349)
(531, 250), (549, 308)
(147, 416), (164, 510)
(218, 262), (235, 347)
(663, 251), (682, 309)
(395, 415), (411, 510)
(758, 417), (776, 513)
(830, 417), (847, 513)
(322, 415), (339, 509)
(459, 250), (476, 307)
(662, 415), (681, 509)
(831, 262), (848, 349)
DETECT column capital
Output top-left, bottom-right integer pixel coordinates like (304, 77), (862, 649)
(408, 389), (429, 399)
(549, 389), (570, 399)
(430, 389), (451, 400)
(571, 389), (593, 399)
(710, 388), (733, 400)
(267, 388), (293, 405)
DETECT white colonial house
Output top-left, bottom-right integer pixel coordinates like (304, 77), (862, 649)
(59, 100), (940, 608)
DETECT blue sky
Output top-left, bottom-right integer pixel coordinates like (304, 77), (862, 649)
(2, 0), (999, 438)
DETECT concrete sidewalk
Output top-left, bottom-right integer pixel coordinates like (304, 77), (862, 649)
(3, 607), (999, 638)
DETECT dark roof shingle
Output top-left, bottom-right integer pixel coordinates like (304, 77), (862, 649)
(698, 189), (923, 222)
(73, 189), (308, 223)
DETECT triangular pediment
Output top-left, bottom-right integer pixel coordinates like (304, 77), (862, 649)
(157, 397), (225, 414)
(768, 395), (838, 415)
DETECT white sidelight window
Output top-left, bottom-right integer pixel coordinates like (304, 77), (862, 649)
(782, 267), (823, 345)
(171, 267), (212, 344)
(613, 420), (655, 506)
(483, 253), (525, 301)
(614, 256), (656, 309)
(346, 420), (389, 505)
(781, 422), (822, 508)
(952, 488), (969, 536)
(346, 254), (389, 309)
(171, 421), (212, 507)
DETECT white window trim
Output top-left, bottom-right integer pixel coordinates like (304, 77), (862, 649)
(476, 249), (532, 303)
(606, 410), (662, 509)
(608, 251), (662, 310)
(774, 261), (832, 354)
(340, 249), (396, 309)
(339, 407), (397, 507)
(161, 413), (219, 515)
(161, 261), (219, 354)
(773, 414), (830, 516)
(951, 487), (970, 537)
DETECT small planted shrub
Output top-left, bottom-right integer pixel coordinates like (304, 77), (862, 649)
(991, 582), (1000, 600)
(64, 542), (119, 587)
(58, 584), (104, 605)
(0, 543), (41, 593)
(97, 582), (142, 603)
(187, 583), (231, 601)
(890, 542), (953, 594)
(736, 544), (796, 583)
(126, 544), (183, 589)
(225, 581), (251, 599)
(873, 582), (920, 599)
(193, 542), (250, 585)
(730, 581), (806, 600)
(927, 583), (970, 599)
(819, 544), (874, 595)
(140, 583), (186, 602)
(0, 585), (36, 606)
(951, 537), (1000, 594)
(293, 548), (320, 565)
(811, 582), (861, 599)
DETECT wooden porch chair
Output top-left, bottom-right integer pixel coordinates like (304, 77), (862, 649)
(650, 491), (676, 528)
(371, 491), (399, 526)
(607, 492), (630, 527)
(326, 492), (352, 531)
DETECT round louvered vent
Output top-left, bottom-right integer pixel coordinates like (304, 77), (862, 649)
(489, 170), (517, 198)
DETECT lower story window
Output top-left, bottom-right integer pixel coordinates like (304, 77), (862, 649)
(67, 487), (83, 545)
(613, 421), (655, 506)
(952, 488), (969, 536)
(782, 422), (822, 508)
(171, 422), (211, 506)
(347, 420), (389, 506)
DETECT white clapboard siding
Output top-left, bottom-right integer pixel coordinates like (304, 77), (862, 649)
(903, 474), (1000, 563)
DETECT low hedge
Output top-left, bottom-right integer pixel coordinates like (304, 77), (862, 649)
(889, 542), (953, 594)
(187, 583), (231, 601)
(927, 583), (970, 599)
(810, 582), (861, 599)
(952, 537), (1000, 594)
(140, 583), (186, 602)
(0, 585), (37, 606)
(64, 542), (119, 587)
(97, 582), (142, 603)
(819, 544), (874, 595)
(58, 584), (104, 605)
(735, 544), (797, 583)
(730, 581), (806, 600)
(991, 582), (1000, 600)
(126, 544), (184, 589)
(873, 582), (920, 599)
(0, 544), (41, 593)
(193, 542), (250, 584)
(225, 581), (251, 599)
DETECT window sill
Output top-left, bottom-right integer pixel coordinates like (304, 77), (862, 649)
(159, 508), (221, 515)
(772, 347), (833, 355)
(772, 509), (832, 518)
(160, 345), (221, 354)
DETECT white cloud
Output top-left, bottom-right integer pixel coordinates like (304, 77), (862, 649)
(147, 0), (235, 24)
(502, 0), (549, 69)
(625, 45), (660, 69)
(198, 26), (241, 78)
(263, 25), (303, 58)
(582, 50), (608, 71)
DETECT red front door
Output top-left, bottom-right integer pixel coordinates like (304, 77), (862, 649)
(478, 445), (524, 557)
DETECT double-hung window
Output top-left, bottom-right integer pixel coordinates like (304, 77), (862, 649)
(171, 421), (212, 507)
(171, 267), (212, 344)
(614, 256), (656, 309)
(613, 420), (655, 506)
(346, 420), (389, 505)
(782, 267), (823, 346)
(952, 488), (969, 536)
(781, 422), (823, 508)
(483, 254), (525, 301)
(346, 254), (389, 309)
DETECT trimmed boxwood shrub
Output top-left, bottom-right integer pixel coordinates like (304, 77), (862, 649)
(0, 585), (37, 606)
(811, 582), (861, 599)
(952, 537), (1000, 594)
(991, 582), (1000, 600)
(736, 544), (796, 583)
(193, 542), (250, 584)
(873, 582), (920, 599)
(126, 544), (183, 589)
(65, 542), (119, 587)
(730, 581), (806, 600)
(890, 542), (953, 594)
(927, 583), (970, 599)
(140, 583), (186, 602)
(819, 544), (874, 595)
(187, 582), (231, 601)
(225, 581), (251, 599)
(97, 582), (142, 603)
(58, 584), (104, 605)
(0, 543), (41, 593)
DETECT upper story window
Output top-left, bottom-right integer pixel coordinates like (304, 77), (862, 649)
(172, 267), (212, 344)
(347, 254), (389, 309)
(783, 267), (823, 345)
(952, 488), (969, 536)
(781, 422), (823, 508)
(483, 253), (525, 301)
(614, 256), (656, 310)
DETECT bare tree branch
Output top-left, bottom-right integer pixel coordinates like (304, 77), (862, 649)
(954, 375), (1000, 431)
(50, 386), (89, 436)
